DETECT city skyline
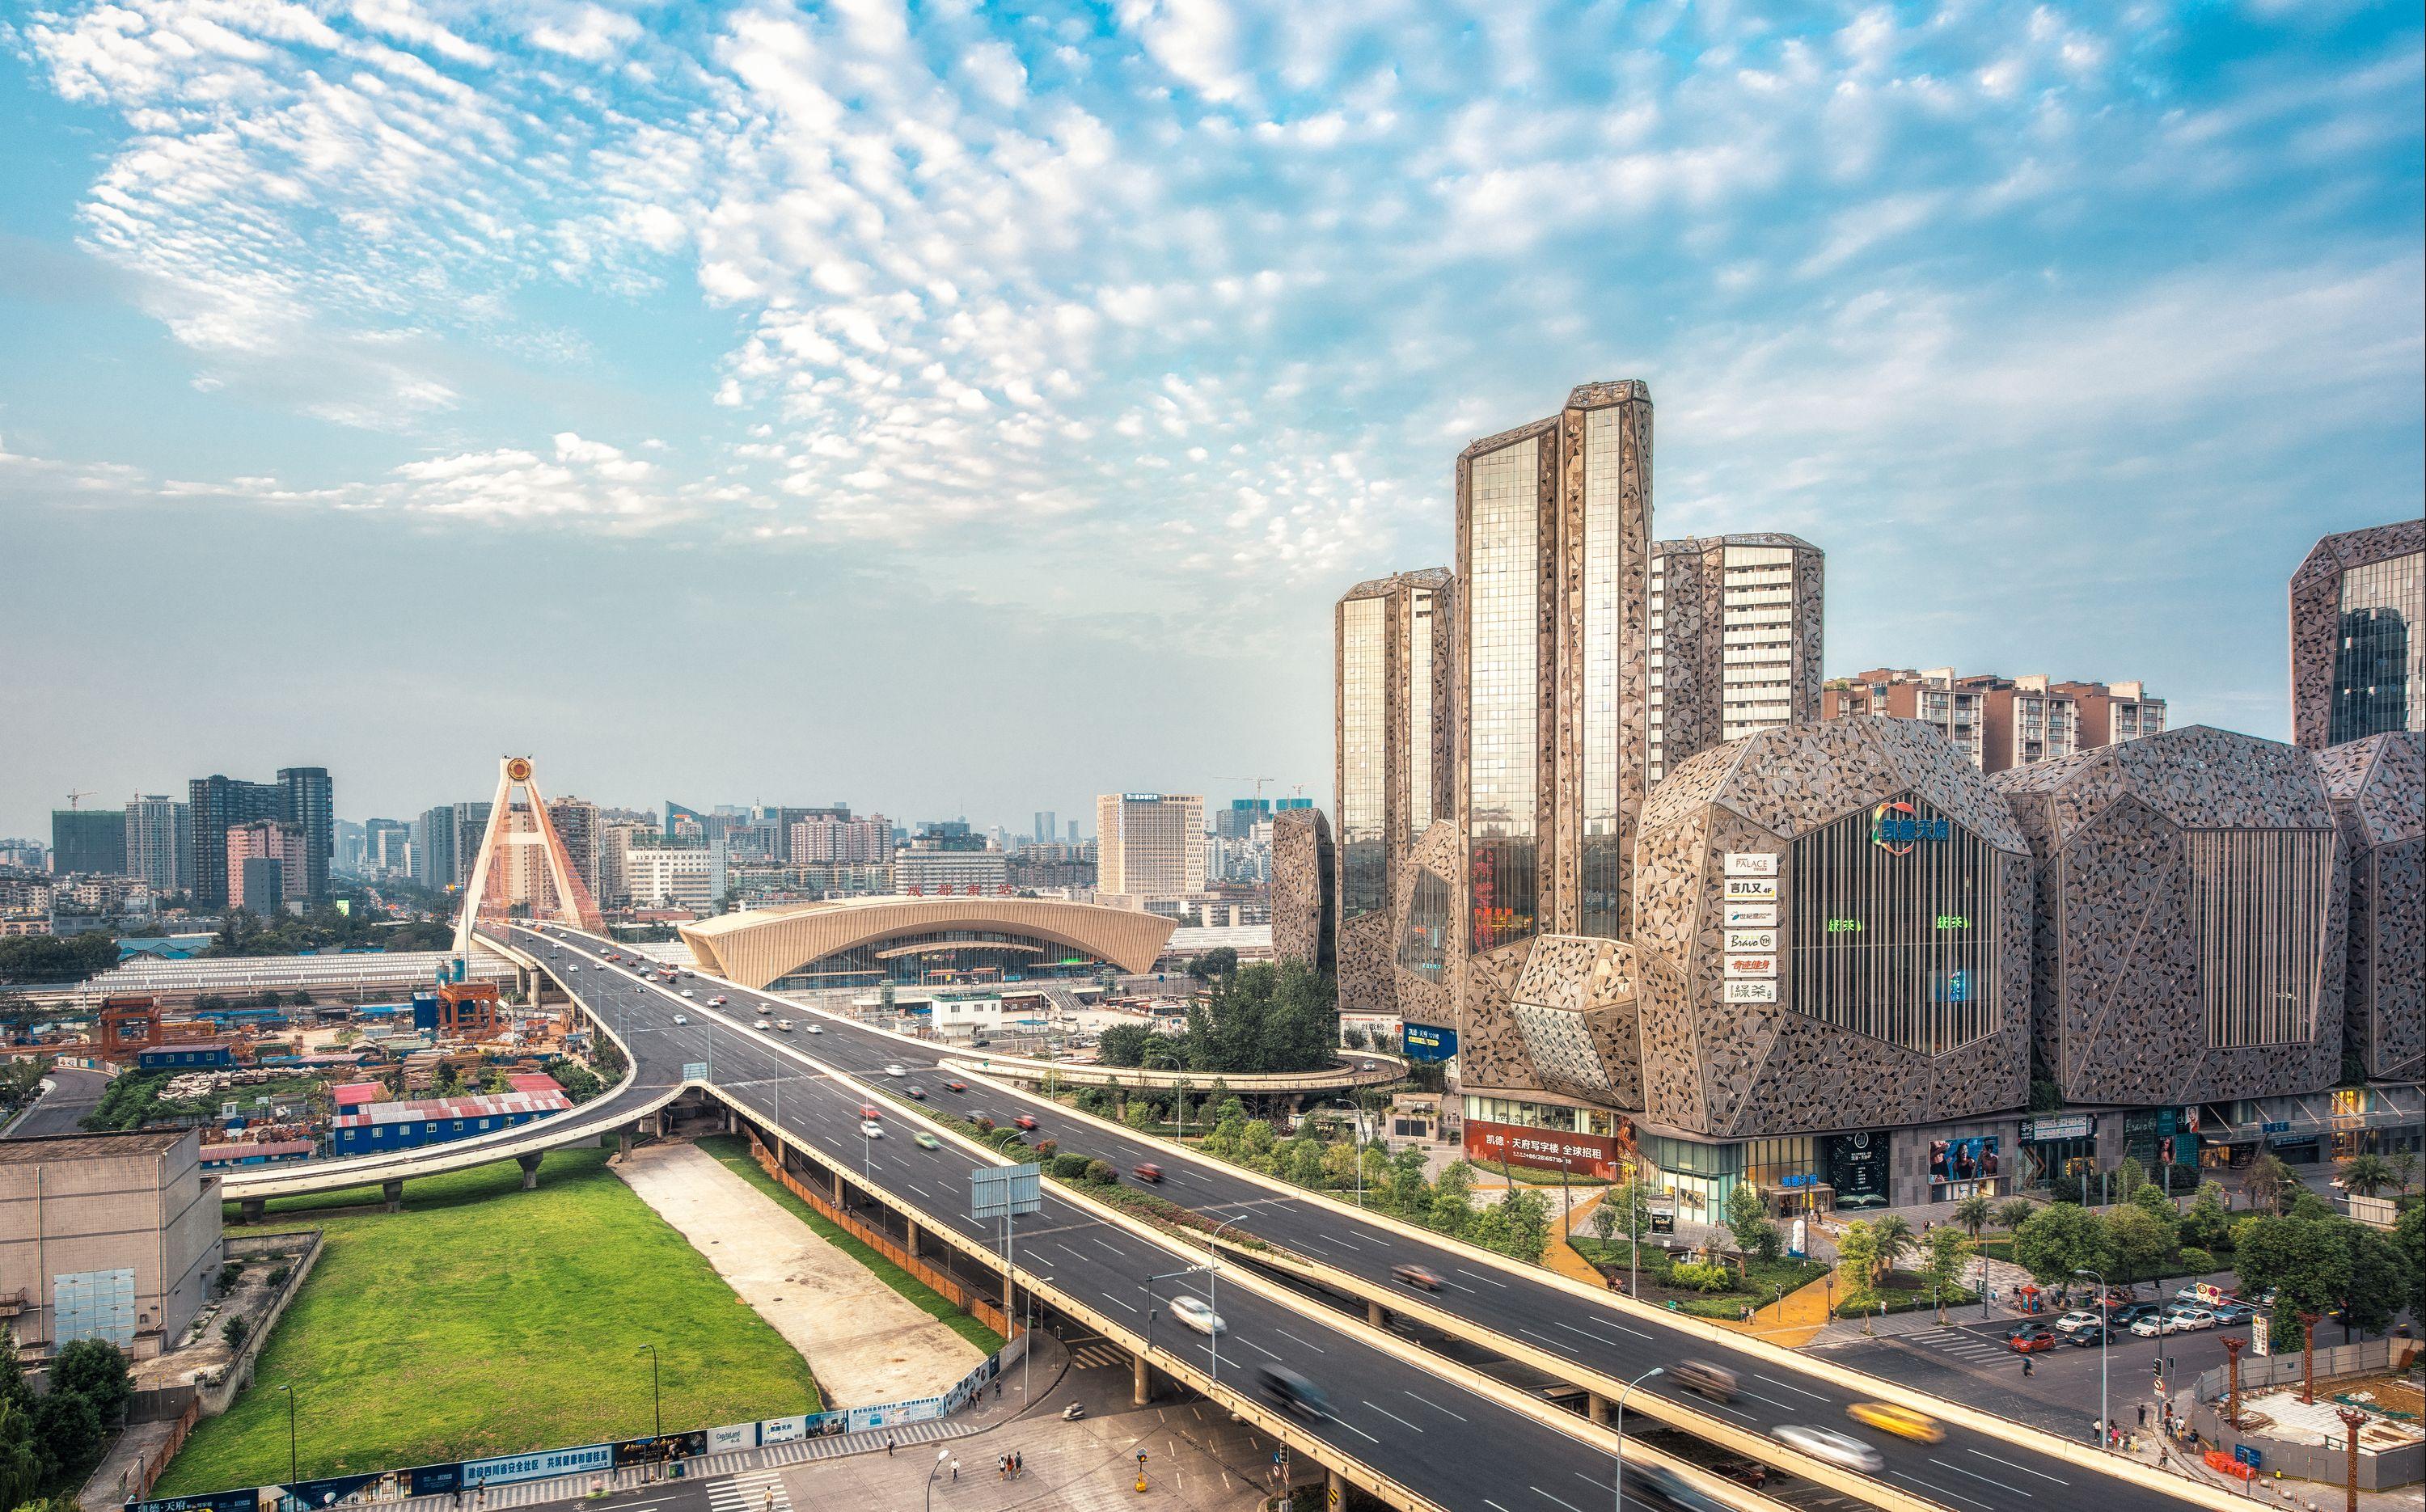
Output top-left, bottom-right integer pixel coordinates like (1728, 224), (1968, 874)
(4, 2), (2422, 838)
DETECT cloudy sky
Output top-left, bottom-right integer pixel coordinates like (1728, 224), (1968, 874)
(2, 0), (2419, 838)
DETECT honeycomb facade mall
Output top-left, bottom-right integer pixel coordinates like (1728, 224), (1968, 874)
(1281, 380), (2425, 1220)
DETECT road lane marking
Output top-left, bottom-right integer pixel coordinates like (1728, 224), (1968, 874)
(1273, 1328), (1325, 1354)
(1362, 1400), (1422, 1432)
(1402, 1390), (1466, 1421)
(1965, 1447), (2069, 1485)
(1237, 1337), (1282, 1361)
(1752, 1372), (1832, 1403)
(1891, 1472), (1993, 1511)
(1930, 1459), (2027, 1495)
(1328, 1416), (1380, 1445)
(1456, 1267), (1510, 1288)
(1528, 1485), (1585, 1512)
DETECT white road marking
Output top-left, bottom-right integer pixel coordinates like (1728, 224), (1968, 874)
(1328, 1416), (1380, 1445)
(1402, 1390), (1467, 1422)
(1528, 1485), (1585, 1512)
(1966, 1447), (2070, 1485)
(1237, 1337), (1282, 1361)
(1753, 1372), (1832, 1403)
(1931, 1458), (2027, 1495)
(1362, 1400), (1422, 1432)
(1456, 1267), (1510, 1289)
(1892, 1472), (1994, 1510)
(1274, 1328), (1325, 1354)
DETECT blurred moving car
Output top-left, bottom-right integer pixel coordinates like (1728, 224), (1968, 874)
(1257, 1366), (1329, 1421)
(1672, 1361), (1739, 1403)
(914, 1132), (940, 1150)
(1772, 1425), (1883, 1474)
(860, 1120), (885, 1138)
(1623, 1464), (1731, 1512)
(1847, 1402), (1943, 1443)
(1169, 1295), (1225, 1335)
(2054, 1310), (2104, 1334)
(1392, 1264), (1443, 1291)
(1131, 1163), (1164, 1184)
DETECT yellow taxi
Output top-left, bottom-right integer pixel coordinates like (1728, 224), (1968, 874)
(1847, 1401), (1944, 1443)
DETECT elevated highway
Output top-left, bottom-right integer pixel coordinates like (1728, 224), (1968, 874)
(489, 924), (2230, 1512)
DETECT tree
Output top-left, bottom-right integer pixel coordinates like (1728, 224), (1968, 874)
(2332, 1224), (2409, 1338)
(0, 1398), (40, 1512)
(1994, 1197), (2037, 1235)
(1603, 1179), (1653, 1241)
(1321, 1141), (1361, 1190)
(1386, 1147), (1430, 1214)
(553, 1062), (606, 1104)
(1097, 1023), (1154, 1067)
(1285, 1137), (1327, 1189)
(2178, 1185), (2233, 1252)
(2234, 1214), (2352, 1341)
(2394, 1202), (2426, 1334)
(30, 1390), (102, 1485)
(1186, 947), (1240, 982)
(1833, 1221), (1882, 1303)
(1724, 1183), (1769, 1255)
(1591, 1198), (1621, 1248)
(0, 1330), (26, 1415)
(1185, 961), (1337, 1075)
(51, 1339), (130, 1425)
(1867, 1214), (1917, 1282)
(2012, 1203), (2115, 1285)
(1501, 1187), (1553, 1263)
(2339, 1153), (2395, 1198)
(1951, 1192), (1993, 1241)
(2130, 1181), (2179, 1226)
(433, 1060), (460, 1095)
(1924, 1227), (1973, 1319)
(1427, 1181), (1473, 1236)
(2242, 1152), (2294, 1216)
(2388, 1149), (2419, 1198)
(2104, 1205), (2178, 1280)
(1122, 1100), (1156, 1133)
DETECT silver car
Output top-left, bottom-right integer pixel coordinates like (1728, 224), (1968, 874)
(1773, 1425), (1883, 1474)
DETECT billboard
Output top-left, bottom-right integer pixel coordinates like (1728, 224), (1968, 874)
(1401, 1023), (1458, 1062)
(465, 1444), (615, 1487)
(1723, 928), (1777, 952)
(1722, 851), (1778, 876)
(1722, 876), (1778, 902)
(1824, 1131), (1890, 1208)
(1463, 1119), (1621, 1179)
(1927, 1136), (1999, 1185)
(2123, 1108), (2200, 1175)
(1722, 980), (1777, 1003)
(1722, 954), (1777, 978)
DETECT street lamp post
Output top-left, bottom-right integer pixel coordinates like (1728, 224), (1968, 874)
(1611, 1365), (1663, 1512)
(634, 1343), (661, 1441)
(1207, 1217), (1246, 1383)
(923, 1447), (952, 1510)
(2075, 1268), (2107, 1449)
(279, 1384), (297, 1485)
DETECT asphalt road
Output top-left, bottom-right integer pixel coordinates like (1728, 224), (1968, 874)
(520, 927), (1737, 1512)
(517, 925), (2220, 1512)
(12, 1065), (111, 1136)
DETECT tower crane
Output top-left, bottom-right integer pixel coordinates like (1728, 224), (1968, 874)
(1222, 776), (1278, 800)
(64, 789), (95, 810)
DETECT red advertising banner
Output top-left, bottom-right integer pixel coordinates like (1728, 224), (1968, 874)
(1464, 1118), (1621, 1179)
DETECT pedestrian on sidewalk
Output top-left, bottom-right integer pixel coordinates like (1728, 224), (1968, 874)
(997, 1455), (1007, 1480)
(1012, 1452), (1022, 1478)
(949, 1459), (959, 1482)
(763, 1486), (775, 1512)
(2136, 1404), (2147, 1430)
(885, 1437), (896, 1458)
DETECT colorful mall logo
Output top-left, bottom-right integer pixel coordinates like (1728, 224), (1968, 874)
(1869, 800), (1950, 855)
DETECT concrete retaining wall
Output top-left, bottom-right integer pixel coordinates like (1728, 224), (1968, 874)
(208, 1229), (324, 1417)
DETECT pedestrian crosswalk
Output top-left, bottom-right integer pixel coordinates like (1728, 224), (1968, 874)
(759, 1416), (958, 1467)
(1067, 1341), (1127, 1369)
(1909, 1325), (2018, 1364)
(706, 1469), (788, 1512)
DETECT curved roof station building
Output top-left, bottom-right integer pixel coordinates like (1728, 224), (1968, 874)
(681, 896), (1175, 992)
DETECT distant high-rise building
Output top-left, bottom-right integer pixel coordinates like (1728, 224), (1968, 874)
(1647, 534), (1824, 783)
(365, 818), (412, 878)
(226, 820), (304, 913)
(1032, 811), (1058, 847)
(188, 775), (281, 908)
(1335, 568), (1456, 1016)
(666, 801), (705, 843)
(49, 809), (127, 878)
(1066, 819), (1080, 844)
(547, 797), (602, 902)
(277, 767), (334, 902)
(1823, 668), (2163, 773)
(450, 801), (492, 888)
(788, 814), (890, 863)
(2289, 520), (2425, 749)
(125, 796), (184, 893)
(1095, 793), (1205, 897)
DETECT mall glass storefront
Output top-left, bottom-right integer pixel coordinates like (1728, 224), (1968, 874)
(770, 929), (1113, 990)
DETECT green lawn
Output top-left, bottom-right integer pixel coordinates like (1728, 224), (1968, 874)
(694, 1135), (1006, 1356)
(160, 1150), (819, 1495)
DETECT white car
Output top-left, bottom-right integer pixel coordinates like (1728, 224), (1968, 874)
(754, 1018), (773, 1030)
(804, 1024), (822, 1034)
(681, 989), (695, 998)
(1772, 1425), (1883, 1475)
(776, 1020), (794, 1032)
(1169, 1295), (1224, 1336)
(2170, 1307), (2217, 1332)
(2053, 1310), (2104, 1334)
(885, 1063), (907, 1076)
(860, 1120), (885, 1138)
(673, 1014), (688, 1025)
(2129, 1314), (2179, 1337)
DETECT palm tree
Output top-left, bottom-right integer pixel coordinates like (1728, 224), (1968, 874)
(1952, 1192), (1993, 1240)
(2338, 1152), (2395, 1198)
(1995, 1197), (2036, 1234)
(2243, 1152), (2294, 1215)
(1868, 1214), (1917, 1286)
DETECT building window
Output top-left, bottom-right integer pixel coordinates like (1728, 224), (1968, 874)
(1786, 793), (2003, 1052)
(2187, 828), (2331, 1048)
(2331, 551), (2424, 742)
(1408, 588), (1436, 839)
(1398, 868), (1452, 980)
(1340, 594), (1388, 919)
(1469, 441), (1539, 952)
(1579, 408), (1627, 939)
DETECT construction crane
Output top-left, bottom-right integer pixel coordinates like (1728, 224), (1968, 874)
(64, 789), (95, 810)
(1222, 777), (1278, 800)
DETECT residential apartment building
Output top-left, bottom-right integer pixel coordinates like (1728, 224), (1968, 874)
(1647, 534), (1824, 784)
(1824, 669), (2163, 774)
(2289, 519), (2426, 750)
(186, 769), (332, 907)
(894, 847), (1008, 894)
(789, 813), (892, 863)
(124, 796), (187, 895)
(49, 809), (127, 878)
(1095, 793), (1206, 897)
(546, 796), (602, 902)
(226, 819), (305, 914)
(623, 844), (712, 910)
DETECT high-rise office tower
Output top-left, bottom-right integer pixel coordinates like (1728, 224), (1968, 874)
(277, 767), (333, 902)
(450, 801), (493, 887)
(49, 809), (128, 877)
(1335, 568), (1456, 1015)
(1457, 380), (1654, 957)
(188, 775), (282, 908)
(1032, 811), (1058, 847)
(2290, 519), (2425, 749)
(1646, 534), (1824, 784)
(126, 796), (185, 892)
(1095, 793), (1206, 897)
(365, 818), (412, 877)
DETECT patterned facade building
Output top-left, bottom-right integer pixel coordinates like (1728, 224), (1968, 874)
(1454, 380), (1655, 1096)
(1647, 534), (1824, 785)
(2314, 732), (2424, 1082)
(1334, 568), (1455, 1017)
(2289, 519), (2425, 750)
(1270, 807), (1335, 976)
(1993, 726), (2348, 1107)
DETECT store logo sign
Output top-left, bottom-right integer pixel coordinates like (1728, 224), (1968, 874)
(1870, 800), (1949, 855)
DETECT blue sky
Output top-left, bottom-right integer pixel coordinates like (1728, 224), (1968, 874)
(2, 0), (2420, 838)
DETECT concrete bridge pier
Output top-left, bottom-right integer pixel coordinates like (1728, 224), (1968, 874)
(239, 1197), (266, 1225)
(1328, 1468), (1349, 1506)
(1131, 1351), (1151, 1407)
(517, 1151), (543, 1189)
(1367, 1299), (1385, 1328)
(382, 1179), (404, 1213)
(905, 1218), (922, 1261)
(1587, 1392), (1610, 1427)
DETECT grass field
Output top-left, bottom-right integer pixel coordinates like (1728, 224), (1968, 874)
(158, 1149), (820, 1495)
(694, 1135), (1006, 1356)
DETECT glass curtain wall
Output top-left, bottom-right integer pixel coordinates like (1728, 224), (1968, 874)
(1468, 442), (1540, 952)
(1339, 593), (1388, 918)
(1579, 408), (1627, 937)
(1408, 586), (1436, 839)
(2332, 550), (2423, 741)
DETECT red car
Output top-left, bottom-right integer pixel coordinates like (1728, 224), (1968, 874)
(1014, 1114), (1038, 1131)
(2008, 1324), (2059, 1353)
(858, 1104), (881, 1121)
(944, 1080), (968, 1093)
(1131, 1163), (1164, 1184)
